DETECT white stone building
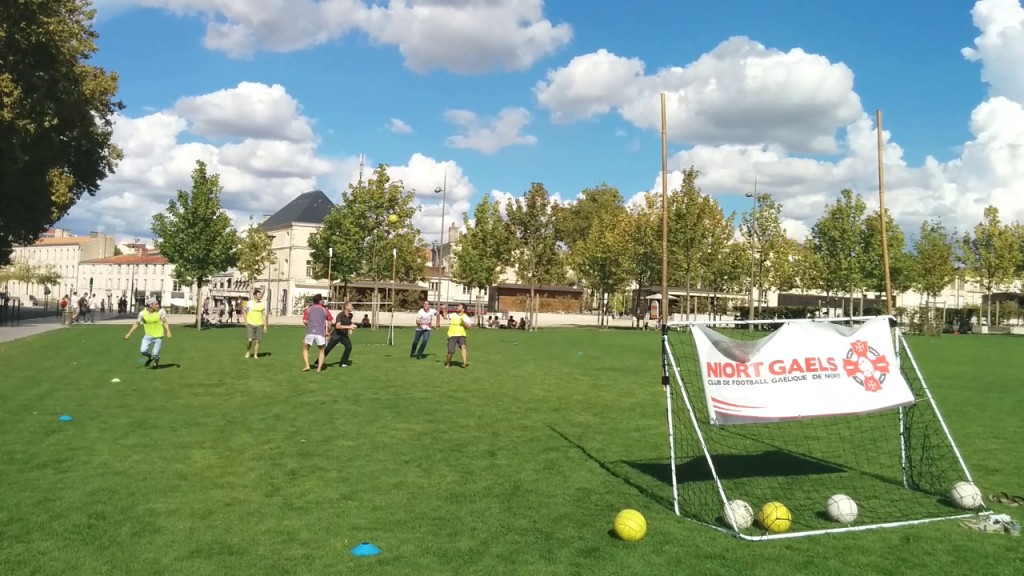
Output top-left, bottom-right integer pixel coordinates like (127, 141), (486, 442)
(3, 228), (116, 303)
(78, 245), (195, 312)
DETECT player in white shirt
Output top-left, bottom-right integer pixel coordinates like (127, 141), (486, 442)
(410, 300), (438, 359)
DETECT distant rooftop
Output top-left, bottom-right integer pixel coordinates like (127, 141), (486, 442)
(261, 190), (335, 229)
(82, 254), (168, 265)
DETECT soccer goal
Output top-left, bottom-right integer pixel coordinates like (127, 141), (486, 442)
(661, 315), (987, 540)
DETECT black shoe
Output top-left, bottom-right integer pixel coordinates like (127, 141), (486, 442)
(151, 357), (159, 369)
(143, 353), (153, 367)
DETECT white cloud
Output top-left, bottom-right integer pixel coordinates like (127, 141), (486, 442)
(173, 82), (316, 142)
(535, 38), (862, 154)
(388, 118), (413, 134)
(58, 83), (475, 246)
(962, 0), (1024, 102)
(103, 0), (571, 74)
(444, 107), (537, 154)
(610, 1), (1024, 242)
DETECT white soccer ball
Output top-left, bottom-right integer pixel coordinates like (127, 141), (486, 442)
(826, 494), (859, 524)
(722, 499), (754, 530)
(950, 481), (983, 509)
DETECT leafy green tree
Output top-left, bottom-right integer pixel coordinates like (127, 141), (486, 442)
(554, 183), (627, 314)
(151, 160), (240, 330)
(451, 194), (514, 317)
(0, 0), (123, 264)
(627, 194), (662, 321)
(33, 265), (61, 309)
(810, 189), (868, 316)
(912, 219), (956, 307)
(667, 168), (729, 320)
(506, 183), (562, 331)
(573, 211), (635, 326)
(861, 210), (915, 304)
(693, 193), (736, 320)
(740, 192), (786, 318)
(308, 164), (422, 324)
(236, 219), (276, 289)
(553, 183), (625, 248)
(959, 205), (1019, 326)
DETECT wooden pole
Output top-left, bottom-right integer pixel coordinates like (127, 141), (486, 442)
(660, 93), (670, 327)
(876, 109), (894, 314)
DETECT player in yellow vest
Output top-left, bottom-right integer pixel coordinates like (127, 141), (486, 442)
(445, 303), (471, 368)
(244, 289), (269, 359)
(124, 297), (172, 368)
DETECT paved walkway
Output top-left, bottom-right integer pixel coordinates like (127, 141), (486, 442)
(0, 314), (65, 344)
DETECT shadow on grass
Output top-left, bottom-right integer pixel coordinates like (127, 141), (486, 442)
(153, 363), (180, 370)
(549, 426), (674, 511)
(623, 451), (845, 484)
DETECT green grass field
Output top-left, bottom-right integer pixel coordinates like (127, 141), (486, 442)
(1, 324), (1022, 575)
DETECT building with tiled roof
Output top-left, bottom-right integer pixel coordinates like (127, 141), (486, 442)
(256, 190), (336, 316)
(5, 229), (116, 304)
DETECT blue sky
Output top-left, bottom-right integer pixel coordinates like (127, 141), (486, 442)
(64, 0), (1024, 243)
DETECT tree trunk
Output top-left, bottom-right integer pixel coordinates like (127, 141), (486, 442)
(685, 272), (692, 323)
(529, 283), (536, 331)
(194, 280), (203, 330)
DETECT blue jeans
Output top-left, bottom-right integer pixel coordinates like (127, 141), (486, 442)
(410, 329), (431, 356)
(141, 335), (163, 359)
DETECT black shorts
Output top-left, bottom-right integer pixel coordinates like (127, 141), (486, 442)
(447, 336), (466, 353)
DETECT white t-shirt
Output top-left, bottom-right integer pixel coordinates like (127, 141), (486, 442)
(416, 308), (438, 330)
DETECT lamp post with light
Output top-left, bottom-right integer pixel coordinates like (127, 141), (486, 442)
(434, 171), (447, 324)
(744, 189), (758, 329)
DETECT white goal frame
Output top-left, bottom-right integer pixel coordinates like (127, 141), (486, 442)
(661, 315), (988, 541)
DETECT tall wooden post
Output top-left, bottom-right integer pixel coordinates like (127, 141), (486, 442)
(876, 109), (894, 314)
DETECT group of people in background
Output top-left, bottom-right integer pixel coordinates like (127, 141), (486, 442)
(120, 289), (476, 372)
(411, 301), (470, 368)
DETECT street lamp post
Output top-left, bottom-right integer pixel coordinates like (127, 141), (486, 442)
(745, 188), (758, 330)
(389, 247), (397, 346)
(434, 170), (447, 325)
(327, 246), (333, 303)
(266, 234), (275, 312)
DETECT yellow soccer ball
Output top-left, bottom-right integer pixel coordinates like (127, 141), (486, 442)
(387, 214), (399, 224)
(613, 509), (647, 542)
(756, 501), (792, 534)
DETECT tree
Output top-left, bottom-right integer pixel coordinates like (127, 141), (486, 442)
(451, 194), (514, 318)
(695, 197), (736, 320)
(308, 164), (423, 325)
(506, 183), (562, 331)
(912, 220), (956, 307)
(573, 211), (636, 326)
(810, 189), (868, 316)
(959, 205), (1019, 327)
(627, 194), (662, 322)
(151, 160), (240, 330)
(0, 0), (123, 265)
(861, 210), (915, 304)
(705, 241), (750, 317)
(33, 265), (61, 310)
(554, 183), (627, 315)
(236, 219), (276, 288)
(668, 168), (731, 321)
(740, 192), (786, 318)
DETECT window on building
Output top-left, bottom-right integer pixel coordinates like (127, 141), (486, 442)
(430, 282), (440, 293)
(480, 287), (488, 296)
(173, 281), (181, 291)
(462, 285), (470, 295)
(306, 260), (313, 278)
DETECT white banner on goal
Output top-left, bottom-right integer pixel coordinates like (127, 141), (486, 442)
(691, 317), (915, 425)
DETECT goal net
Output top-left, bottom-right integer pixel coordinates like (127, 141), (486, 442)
(661, 315), (986, 540)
